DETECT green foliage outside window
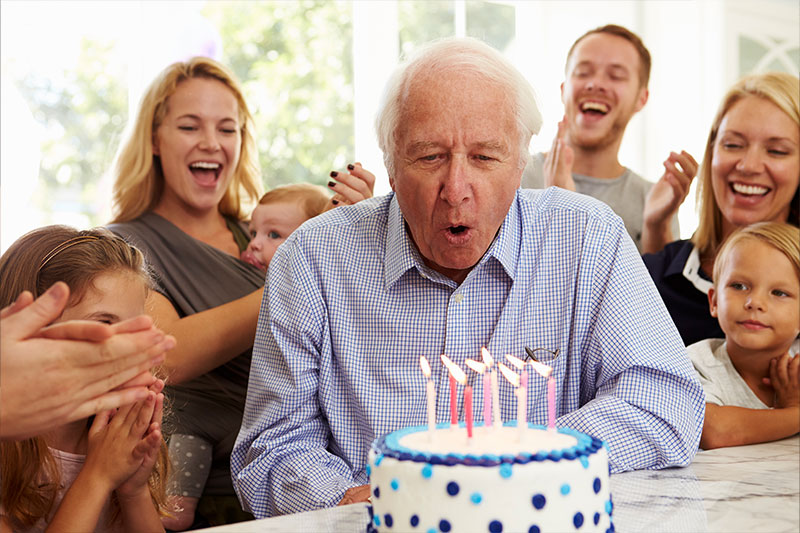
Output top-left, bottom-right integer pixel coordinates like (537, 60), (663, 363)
(202, 0), (354, 190)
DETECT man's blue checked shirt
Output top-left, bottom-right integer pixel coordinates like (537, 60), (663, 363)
(231, 188), (705, 518)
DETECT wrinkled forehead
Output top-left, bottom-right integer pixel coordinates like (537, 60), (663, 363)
(399, 70), (517, 135)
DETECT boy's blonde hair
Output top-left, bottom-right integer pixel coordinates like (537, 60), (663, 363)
(256, 183), (331, 221)
(110, 56), (263, 223)
(713, 222), (800, 285)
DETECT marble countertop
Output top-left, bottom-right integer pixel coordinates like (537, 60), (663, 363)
(206, 436), (799, 532)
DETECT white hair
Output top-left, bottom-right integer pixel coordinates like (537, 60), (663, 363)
(375, 37), (542, 178)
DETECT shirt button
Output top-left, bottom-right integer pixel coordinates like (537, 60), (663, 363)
(453, 293), (464, 303)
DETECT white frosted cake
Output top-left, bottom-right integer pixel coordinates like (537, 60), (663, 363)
(367, 423), (613, 533)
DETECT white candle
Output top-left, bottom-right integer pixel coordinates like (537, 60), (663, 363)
(498, 361), (524, 441)
(528, 358), (555, 432)
(420, 356), (436, 437)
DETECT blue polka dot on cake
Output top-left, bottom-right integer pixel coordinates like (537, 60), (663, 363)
(446, 481), (460, 496)
(531, 494), (546, 510)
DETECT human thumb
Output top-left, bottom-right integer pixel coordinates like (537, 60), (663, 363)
(5, 282), (70, 338)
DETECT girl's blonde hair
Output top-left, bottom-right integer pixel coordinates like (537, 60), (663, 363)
(0, 226), (169, 529)
(712, 222), (800, 285)
(692, 72), (800, 257)
(256, 183), (332, 221)
(110, 56), (263, 223)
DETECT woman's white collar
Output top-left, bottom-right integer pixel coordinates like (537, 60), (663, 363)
(682, 246), (713, 295)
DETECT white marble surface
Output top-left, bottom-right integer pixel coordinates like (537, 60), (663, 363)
(205, 436), (799, 532)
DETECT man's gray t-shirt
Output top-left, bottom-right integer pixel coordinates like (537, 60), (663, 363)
(522, 152), (679, 252)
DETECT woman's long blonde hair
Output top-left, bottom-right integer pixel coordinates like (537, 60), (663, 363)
(110, 57), (263, 223)
(692, 72), (800, 257)
(0, 226), (170, 529)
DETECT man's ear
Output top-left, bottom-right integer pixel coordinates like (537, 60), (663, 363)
(634, 87), (649, 113)
(708, 286), (718, 317)
(560, 81), (565, 104)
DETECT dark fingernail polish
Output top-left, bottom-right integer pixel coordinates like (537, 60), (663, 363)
(347, 164), (355, 170)
(330, 171), (338, 178)
(328, 181), (336, 187)
(332, 199), (339, 205)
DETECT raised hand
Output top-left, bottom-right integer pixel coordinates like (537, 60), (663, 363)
(83, 392), (158, 494)
(117, 379), (165, 500)
(641, 150), (698, 254)
(0, 282), (175, 440)
(543, 118), (575, 191)
(328, 162), (376, 206)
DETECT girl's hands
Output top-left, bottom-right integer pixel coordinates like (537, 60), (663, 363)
(765, 352), (800, 408)
(117, 380), (165, 500)
(84, 387), (159, 495)
(328, 162), (375, 206)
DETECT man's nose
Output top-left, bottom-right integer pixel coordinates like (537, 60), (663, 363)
(440, 156), (471, 206)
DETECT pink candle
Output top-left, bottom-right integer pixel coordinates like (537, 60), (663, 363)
(547, 376), (556, 430)
(483, 371), (491, 428)
(465, 359), (490, 429)
(465, 385), (473, 438)
(449, 373), (457, 426)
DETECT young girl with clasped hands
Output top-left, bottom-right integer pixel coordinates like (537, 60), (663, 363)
(0, 226), (169, 532)
(688, 222), (800, 449)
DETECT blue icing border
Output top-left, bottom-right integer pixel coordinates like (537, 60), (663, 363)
(372, 422), (605, 466)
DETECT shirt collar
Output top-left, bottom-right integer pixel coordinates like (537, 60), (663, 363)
(383, 191), (521, 289)
(682, 245), (713, 294)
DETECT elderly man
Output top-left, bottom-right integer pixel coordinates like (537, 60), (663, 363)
(232, 37), (704, 518)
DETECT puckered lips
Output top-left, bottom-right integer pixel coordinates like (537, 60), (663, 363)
(189, 161), (222, 187)
(442, 222), (472, 245)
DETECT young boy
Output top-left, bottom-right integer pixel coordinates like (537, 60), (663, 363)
(241, 183), (331, 271)
(688, 222), (800, 449)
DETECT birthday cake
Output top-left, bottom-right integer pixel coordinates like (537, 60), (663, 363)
(367, 423), (613, 533)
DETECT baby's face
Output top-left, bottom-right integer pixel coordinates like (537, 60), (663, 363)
(241, 200), (309, 271)
(710, 238), (800, 356)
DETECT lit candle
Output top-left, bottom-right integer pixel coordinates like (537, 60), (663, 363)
(441, 355), (467, 429)
(482, 348), (501, 429)
(528, 358), (555, 431)
(420, 356), (436, 436)
(505, 354), (529, 439)
(497, 361), (525, 441)
(465, 359), (490, 429)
